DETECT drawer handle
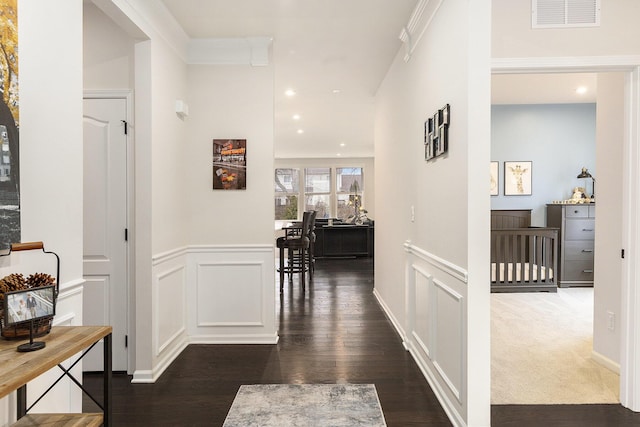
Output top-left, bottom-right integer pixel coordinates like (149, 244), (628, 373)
(581, 249), (594, 253)
(582, 269), (594, 273)
(582, 229), (594, 232)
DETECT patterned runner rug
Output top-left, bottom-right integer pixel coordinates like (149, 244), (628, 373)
(223, 384), (387, 427)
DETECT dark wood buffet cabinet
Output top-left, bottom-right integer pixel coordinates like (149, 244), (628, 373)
(313, 223), (374, 258)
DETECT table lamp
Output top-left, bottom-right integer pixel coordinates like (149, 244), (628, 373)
(577, 167), (595, 201)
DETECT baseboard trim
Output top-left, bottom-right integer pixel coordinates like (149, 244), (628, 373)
(131, 338), (189, 384)
(372, 288), (406, 345)
(189, 333), (279, 345)
(592, 350), (621, 374)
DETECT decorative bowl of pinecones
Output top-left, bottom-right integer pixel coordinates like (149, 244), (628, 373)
(0, 272), (57, 339)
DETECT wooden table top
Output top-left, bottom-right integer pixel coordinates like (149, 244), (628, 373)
(0, 325), (112, 399)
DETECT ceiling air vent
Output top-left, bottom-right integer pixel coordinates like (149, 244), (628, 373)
(532, 0), (600, 28)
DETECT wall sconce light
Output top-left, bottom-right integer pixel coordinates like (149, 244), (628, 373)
(577, 167), (595, 200)
(175, 100), (189, 119)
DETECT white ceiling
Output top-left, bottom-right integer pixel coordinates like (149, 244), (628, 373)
(160, 1), (597, 158)
(161, 0), (419, 158)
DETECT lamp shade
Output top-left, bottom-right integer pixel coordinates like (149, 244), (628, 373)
(577, 167), (592, 179)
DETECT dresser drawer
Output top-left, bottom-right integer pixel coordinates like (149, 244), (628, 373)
(564, 241), (594, 261)
(565, 206), (589, 218)
(564, 219), (595, 240)
(563, 260), (594, 281)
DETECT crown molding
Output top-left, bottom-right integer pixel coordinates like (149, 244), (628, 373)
(187, 37), (272, 66)
(92, 0), (190, 61)
(399, 0), (444, 62)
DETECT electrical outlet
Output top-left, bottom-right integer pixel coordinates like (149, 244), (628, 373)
(607, 311), (615, 331)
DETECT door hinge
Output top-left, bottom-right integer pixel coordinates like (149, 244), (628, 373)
(121, 120), (128, 135)
(125, 228), (128, 241)
(125, 335), (128, 348)
(622, 249), (625, 259)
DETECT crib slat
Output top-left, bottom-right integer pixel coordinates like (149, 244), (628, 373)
(536, 235), (543, 283)
(511, 234), (518, 283)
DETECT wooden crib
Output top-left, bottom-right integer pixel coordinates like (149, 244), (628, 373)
(491, 210), (558, 293)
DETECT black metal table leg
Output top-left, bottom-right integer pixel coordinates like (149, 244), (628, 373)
(17, 385), (26, 419)
(103, 333), (112, 427)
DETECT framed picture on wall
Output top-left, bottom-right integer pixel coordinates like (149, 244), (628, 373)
(212, 139), (247, 190)
(490, 161), (498, 196)
(504, 161), (532, 196)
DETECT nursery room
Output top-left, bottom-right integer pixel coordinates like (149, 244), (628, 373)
(490, 72), (623, 405)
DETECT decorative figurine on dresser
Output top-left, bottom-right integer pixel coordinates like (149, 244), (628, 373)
(546, 203), (595, 288)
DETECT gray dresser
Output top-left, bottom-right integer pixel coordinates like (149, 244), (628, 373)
(546, 204), (595, 287)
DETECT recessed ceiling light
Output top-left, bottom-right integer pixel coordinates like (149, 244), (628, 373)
(332, 89), (341, 94)
(576, 86), (588, 95)
(285, 89), (296, 97)
(337, 153), (341, 156)
(297, 129), (304, 134)
(293, 114), (301, 120)
(340, 143), (346, 147)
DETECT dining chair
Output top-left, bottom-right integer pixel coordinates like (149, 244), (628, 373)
(276, 211), (313, 292)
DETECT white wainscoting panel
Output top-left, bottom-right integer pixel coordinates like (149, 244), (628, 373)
(413, 267), (432, 358)
(196, 261), (263, 327)
(187, 245), (277, 344)
(399, 242), (467, 427)
(156, 265), (186, 355)
(433, 279), (464, 402)
(151, 252), (189, 382)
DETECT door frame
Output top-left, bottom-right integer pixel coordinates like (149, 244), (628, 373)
(492, 55), (640, 411)
(83, 89), (135, 374)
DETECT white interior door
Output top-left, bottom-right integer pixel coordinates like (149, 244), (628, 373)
(82, 97), (128, 372)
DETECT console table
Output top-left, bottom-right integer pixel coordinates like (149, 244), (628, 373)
(0, 326), (112, 426)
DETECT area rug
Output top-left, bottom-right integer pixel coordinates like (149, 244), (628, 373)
(222, 384), (387, 427)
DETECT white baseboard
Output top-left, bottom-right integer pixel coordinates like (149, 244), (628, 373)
(189, 333), (279, 345)
(372, 288), (406, 345)
(131, 337), (189, 384)
(592, 350), (621, 374)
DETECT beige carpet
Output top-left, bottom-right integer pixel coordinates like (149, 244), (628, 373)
(491, 288), (619, 404)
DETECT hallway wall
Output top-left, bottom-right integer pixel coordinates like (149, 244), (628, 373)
(0, 1), (85, 423)
(374, 1), (491, 425)
(85, 1), (278, 383)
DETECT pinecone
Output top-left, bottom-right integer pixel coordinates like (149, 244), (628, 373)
(0, 273), (26, 305)
(26, 272), (56, 288)
(0, 273), (26, 292)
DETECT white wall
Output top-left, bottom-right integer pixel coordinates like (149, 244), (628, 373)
(83, 2), (134, 90)
(0, 1), (85, 424)
(492, 0), (640, 58)
(374, 1), (491, 425)
(593, 73), (625, 369)
(186, 64), (275, 246)
(84, 0), (279, 384)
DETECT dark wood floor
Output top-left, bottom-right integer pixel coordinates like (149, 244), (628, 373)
(84, 258), (640, 426)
